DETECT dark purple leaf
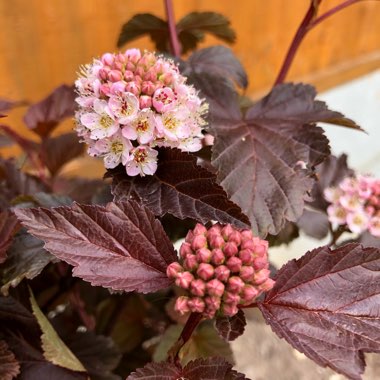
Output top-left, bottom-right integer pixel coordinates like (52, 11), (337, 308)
(308, 153), (354, 212)
(40, 132), (84, 176)
(117, 14), (169, 51)
(109, 148), (250, 229)
(0, 229), (54, 296)
(297, 209), (329, 239)
(359, 232), (380, 249)
(211, 83), (360, 237)
(0, 125), (40, 158)
(258, 243), (380, 380)
(267, 221), (299, 247)
(127, 357), (249, 380)
(15, 201), (177, 293)
(215, 309), (246, 341)
(182, 46), (247, 88)
(0, 158), (46, 210)
(0, 99), (24, 113)
(0, 340), (20, 380)
(65, 332), (122, 380)
(0, 133), (14, 148)
(0, 297), (87, 380)
(23, 85), (76, 138)
(0, 210), (20, 264)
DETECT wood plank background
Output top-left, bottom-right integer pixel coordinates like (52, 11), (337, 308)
(0, 0), (379, 164)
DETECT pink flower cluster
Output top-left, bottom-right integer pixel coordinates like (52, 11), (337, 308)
(74, 49), (208, 176)
(167, 223), (274, 319)
(324, 175), (380, 237)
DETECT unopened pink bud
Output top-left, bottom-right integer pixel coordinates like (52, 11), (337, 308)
(125, 48), (141, 64)
(159, 72), (174, 85)
(193, 223), (208, 236)
(187, 297), (205, 313)
(116, 53), (127, 64)
(254, 242), (268, 257)
(227, 276), (245, 293)
(253, 269), (270, 285)
(241, 239), (255, 250)
(123, 70), (134, 82)
(166, 262), (183, 279)
(253, 256), (268, 271)
(110, 81), (125, 95)
(108, 70), (123, 82)
(101, 53), (114, 66)
(259, 278), (275, 292)
(98, 68), (109, 80)
(142, 81), (156, 96)
(190, 279), (206, 296)
(228, 231), (241, 246)
(206, 279), (225, 297)
(125, 82), (140, 96)
(175, 296), (190, 315)
(205, 296), (221, 311)
(175, 271), (194, 289)
(191, 235), (207, 250)
(184, 254), (198, 271)
(139, 95), (152, 109)
(214, 265), (230, 282)
(226, 256), (242, 273)
(241, 230), (253, 240)
(239, 249), (254, 265)
(196, 247), (212, 263)
(208, 224), (222, 235)
(222, 303), (239, 317)
(197, 263), (214, 281)
(223, 291), (240, 305)
(211, 248), (225, 265)
(223, 242), (238, 257)
(241, 285), (259, 304)
(209, 234), (225, 249)
(180, 242), (193, 259)
(221, 224), (234, 239)
(99, 84), (111, 96)
(240, 266), (255, 282)
(185, 230), (194, 243)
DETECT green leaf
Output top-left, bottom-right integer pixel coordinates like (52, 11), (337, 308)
(117, 14), (169, 51)
(29, 288), (87, 373)
(153, 321), (234, 365)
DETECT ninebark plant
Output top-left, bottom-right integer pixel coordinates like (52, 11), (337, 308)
(1, 1), (380, 379)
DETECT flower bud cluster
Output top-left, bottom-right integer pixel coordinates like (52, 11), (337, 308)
(167, 223), (274, 319)
(75, 49), (208, 176)
(324, 175), (380, 237)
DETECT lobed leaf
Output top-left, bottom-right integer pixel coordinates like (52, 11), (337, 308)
(0, 340), (20, 380)
(29, 289), (86, 373)
(109, 148), (250, 229)
(41, 132), (85, 176)
(182, 46), (248, 89)
(127, 357), (249, 380)
(258, 243), (380, 380)
(117, 14), (169, 51)
(215, 309), (246, 342)
(0, 210), (20, 264)
(210, 83), (360, 237)
(15, 201), (177, 293)
(23, 84), (76, 138)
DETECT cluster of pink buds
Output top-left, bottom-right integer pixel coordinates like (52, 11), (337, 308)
(167, 223), (275, 319)
(74, 49), (208, 176)
(324, 175), (380, 237)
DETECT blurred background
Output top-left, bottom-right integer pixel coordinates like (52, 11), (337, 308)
(1, 1), (380, 378)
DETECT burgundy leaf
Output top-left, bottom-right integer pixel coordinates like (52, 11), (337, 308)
(109, 148), (250, 229)
(308, 153), (354, 212)
(0, 99), (24, 113)
(127, 357), (249, 380)
(0, 340), (20, 380)
(267, 221), (299, 247)
(0, 125), (40, 158)
(0, 210), (20, 264)
(297, 209), (329, 240)
(210, 83), (360, 237)
(41, 133), (84, 176)
(0, 296), (87, 380)
(14, 201), (177, 293)
(23, 84), (76, 138)
(258, 243), (380, 380)
(0, 158), (46, 210)
(215, 309), (246, 341)
(182, 46), (247, 88)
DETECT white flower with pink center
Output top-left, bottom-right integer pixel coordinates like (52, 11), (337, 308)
(126, 146), (158, 176)
(94, 132), (132, 169)
(327, 204), (347, 225)
(369, 216), (380, 237)
(157, 109), (192, 142)
(346, 212), (369, 234)
(80, 99), (118, 139)
(122, 109), (156, 144)
(152, 87), (177, 113)
(108, 92), (139, 124)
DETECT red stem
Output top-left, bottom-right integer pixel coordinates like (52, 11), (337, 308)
(167, 312), (202, 363)
(164, 0), (181, 57)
